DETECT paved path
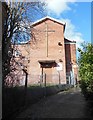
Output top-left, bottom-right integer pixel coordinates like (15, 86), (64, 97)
(16, 87), (91, 119)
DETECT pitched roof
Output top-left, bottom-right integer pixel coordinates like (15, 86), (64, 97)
(31, 16), (66, 26)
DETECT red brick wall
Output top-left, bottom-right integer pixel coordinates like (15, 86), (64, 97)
(65, 42), (78, 82)
(14, 18), (78, 85)
(65, 44), (72, 73)
(28, 19), (66, 84)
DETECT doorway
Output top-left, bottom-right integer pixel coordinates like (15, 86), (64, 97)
(38, 60), (56, 86)
(44, 67), (52, 84)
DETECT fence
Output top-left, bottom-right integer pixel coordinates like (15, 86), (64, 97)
(27, 74), (65, 86)
(9, 71), (77, 87)
(66, 71), (76, 85)
(5, 73), (67, 87)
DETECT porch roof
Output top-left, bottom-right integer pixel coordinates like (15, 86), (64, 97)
(38, 60), (56, 64)
(38, 60), (57, 68)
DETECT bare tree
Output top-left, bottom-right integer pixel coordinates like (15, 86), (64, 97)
(2, 1), (46, 87)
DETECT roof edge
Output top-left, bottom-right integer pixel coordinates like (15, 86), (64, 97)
(31, 16), (66, 26)
(64, 38), (76, 44)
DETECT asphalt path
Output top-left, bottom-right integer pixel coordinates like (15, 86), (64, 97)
(16, 87), (91, 119)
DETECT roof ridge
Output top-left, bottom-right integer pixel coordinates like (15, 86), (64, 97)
(31, 16), (66, 26)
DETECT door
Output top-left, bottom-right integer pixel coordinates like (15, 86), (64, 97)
(44, 68), (52, 84)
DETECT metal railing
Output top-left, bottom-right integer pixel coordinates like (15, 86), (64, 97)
(27, 74), (64, 87)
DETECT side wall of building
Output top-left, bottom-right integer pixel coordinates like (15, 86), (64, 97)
(65, 42), (78, 83)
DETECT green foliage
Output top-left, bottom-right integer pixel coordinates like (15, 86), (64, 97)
(78, 43), (93, 92)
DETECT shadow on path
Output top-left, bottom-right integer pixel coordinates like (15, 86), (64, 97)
(16, 87), (92, 119)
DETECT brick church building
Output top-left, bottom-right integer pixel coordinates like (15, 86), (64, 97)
(11, 16), (78, 86)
